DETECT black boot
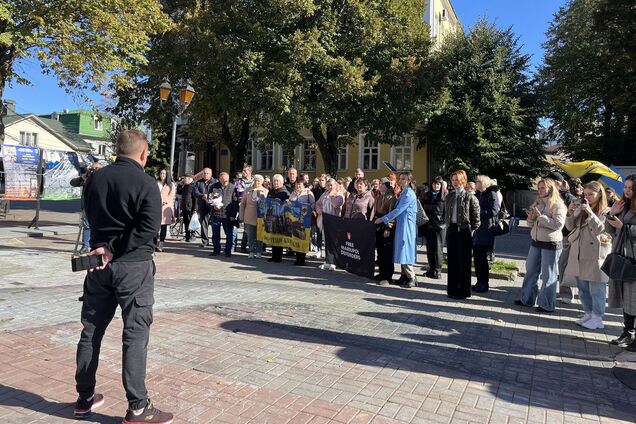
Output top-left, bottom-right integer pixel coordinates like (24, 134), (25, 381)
(610, 313), (636, 347)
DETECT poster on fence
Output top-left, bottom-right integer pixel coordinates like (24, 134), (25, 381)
(322, 214), (375, 278)
(0, 145), (40, 200)
(256, 198), (312, 253)
(42, 150), (82, 200)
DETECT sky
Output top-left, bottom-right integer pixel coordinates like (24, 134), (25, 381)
(5, 0), (569, 116)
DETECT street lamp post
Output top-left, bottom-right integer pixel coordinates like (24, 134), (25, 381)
(159, 79), (195, 178)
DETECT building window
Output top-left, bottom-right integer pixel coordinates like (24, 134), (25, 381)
(360, 134), (379, 170)
(98, 144), (108, 155)
(93, 115), (103, 131)
(301, 140), (316, 171)
(338, 146), (348, 171)
(392, 135), (413, 170)
(257, 143), (273, 171)
(281, 146), (296, 170)
(20, 132), (38, 147)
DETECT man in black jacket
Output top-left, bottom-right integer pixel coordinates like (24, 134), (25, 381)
(422, 176), (446, 279)
(74, 130), (173, 424)
(193, 168), (217, 247)
(177, 173), (196, 242)
(209, 172), (238, 257)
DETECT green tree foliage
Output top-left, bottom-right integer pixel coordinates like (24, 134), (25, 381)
(0, 0), (171, 141)
(271, 0), (432, 176)
(420, 20), (546, 188)
(114, 0), (431, 177)
(539, 0), (636, 164)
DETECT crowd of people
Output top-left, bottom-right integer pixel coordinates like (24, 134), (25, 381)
(161, 165), (636, 351)
(72, 130), (636, 423)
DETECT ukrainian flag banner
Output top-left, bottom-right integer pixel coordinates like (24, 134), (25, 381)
(256, 198), (312, 253)
(551, 159), (622, 181)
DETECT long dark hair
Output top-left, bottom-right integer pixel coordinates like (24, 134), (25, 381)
(158, 169), (174, 194)
(623, 174), (636, 211)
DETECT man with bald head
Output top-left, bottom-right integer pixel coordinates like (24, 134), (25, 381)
(194, 167), (218, 247)
(74, 130), (173, 423)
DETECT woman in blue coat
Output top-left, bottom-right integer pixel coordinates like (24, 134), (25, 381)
(375, 172), (419, 288)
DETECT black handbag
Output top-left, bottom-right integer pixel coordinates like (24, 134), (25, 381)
(601, 225), (636, 281)
(416, 199), (429, 227)
(493, 219), (509, 236)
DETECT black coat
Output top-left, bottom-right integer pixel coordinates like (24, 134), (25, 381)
(194, 178), (218, 212)
(422, 190), (446, 230)
(473, 187), (500, 247)
(177, 182), (196, 213)
(268, 187), (290, 202)
(84, 157), (161, 261)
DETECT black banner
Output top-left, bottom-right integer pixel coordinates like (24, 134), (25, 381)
(323, 214), (375, 278)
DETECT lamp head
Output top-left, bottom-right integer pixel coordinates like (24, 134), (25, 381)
(159, 79), (172, 102)
(179, 82), (196, 106)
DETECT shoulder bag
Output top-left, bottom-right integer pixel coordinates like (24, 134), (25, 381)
(416, 198), (429, 227)
(601, 224), (636, 282)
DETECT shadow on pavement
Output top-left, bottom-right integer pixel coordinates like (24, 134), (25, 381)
(0, 385), (120, 423)
(219, 319), (636, 423)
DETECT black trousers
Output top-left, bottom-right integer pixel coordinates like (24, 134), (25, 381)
(75, 260), (155, 410)
(199, 208), (212, 245)
(473, 244), (492, 285)
(424, 226), (443, 275)
(446, 225), (472, 298)
(376, 226), (395, 281)
(159, 224), (167, 242)
(271, 246), (283, 262)
(183, 210), (193, 241)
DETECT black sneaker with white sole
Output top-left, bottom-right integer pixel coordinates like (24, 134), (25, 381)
(74, 393), (104, 419)
(123, 399), (174, 424)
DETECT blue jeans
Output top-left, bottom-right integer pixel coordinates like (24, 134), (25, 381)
(212, 217), (237, 254)
(520, 246), (562, 311)
(576, 277), (607, 317)
(245, 224), (262, 254)
(81, 215), (91, 248)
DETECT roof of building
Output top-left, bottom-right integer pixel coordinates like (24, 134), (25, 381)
(3, 114), (94, 152)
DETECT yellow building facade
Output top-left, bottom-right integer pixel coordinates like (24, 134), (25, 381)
(195, 1), (460, 184)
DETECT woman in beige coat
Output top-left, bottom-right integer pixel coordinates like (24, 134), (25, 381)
(564, 181), (611, 330)
(239, 175), (268, 258)
(156, 169), (176, 252)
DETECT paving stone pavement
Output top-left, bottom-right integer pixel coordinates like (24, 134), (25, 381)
(1, 232), (635, 424)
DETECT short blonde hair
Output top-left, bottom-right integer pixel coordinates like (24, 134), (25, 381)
(253, 174), (264, 182)
(475, 175), (492, 189)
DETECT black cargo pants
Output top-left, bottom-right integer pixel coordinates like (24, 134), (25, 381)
(75, 260), (155, 410)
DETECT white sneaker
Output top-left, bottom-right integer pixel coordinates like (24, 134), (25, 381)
(318, 263), (327, 270)
(575, 312), (592, 326)
(327, 264), (336, 271)
(248, 252), (255, 258)
(581, 314), (604, 330)
(255, 252), (262, 258)
(316, 251), (322, 259)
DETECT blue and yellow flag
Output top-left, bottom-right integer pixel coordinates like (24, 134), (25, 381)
(551, 159), (622, 181)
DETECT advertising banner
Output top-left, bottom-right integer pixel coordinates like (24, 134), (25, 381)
(256, 198), (312, 253)
(323, 213), (375, 278)
(0, 145), (41, 200)
(42, 150), (82, 200)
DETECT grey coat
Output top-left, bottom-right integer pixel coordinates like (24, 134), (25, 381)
(444, 189), (480, 231)
(606, 209), (636, 314)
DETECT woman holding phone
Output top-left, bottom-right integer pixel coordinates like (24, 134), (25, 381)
(606, 174), (636, 348)
(515, 178), (566, 312)
(563, 181), (611, 329)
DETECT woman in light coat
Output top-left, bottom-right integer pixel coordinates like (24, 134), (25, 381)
(156, 169), (176, 252)
(375, 172), (419, 288)
(564, 181), (611, 329)
(515, 178), (566, 312)
(606, 174), (636, 348)
(315, 178), (345, 271)
(239, 174), (268, 258)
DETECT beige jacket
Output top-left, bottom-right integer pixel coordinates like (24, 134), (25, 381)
(564, 208), (612, 282)
(158, 182), (176, 225)
(527, 198), (566, 243)
(239, 187), (269, 226)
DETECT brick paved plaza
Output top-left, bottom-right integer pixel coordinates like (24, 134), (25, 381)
(1, 219), (635, 423)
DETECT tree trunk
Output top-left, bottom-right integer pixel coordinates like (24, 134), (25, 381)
(221, 113), (250, 177)
(312, 121), (339, 177)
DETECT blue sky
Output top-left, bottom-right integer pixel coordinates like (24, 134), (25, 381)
(5, 0), (568, 116)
